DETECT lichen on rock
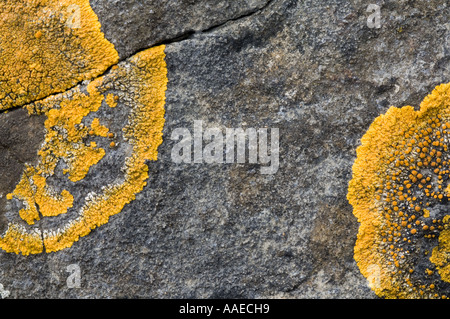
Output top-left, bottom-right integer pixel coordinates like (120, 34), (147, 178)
(1, 45), (167, 255)
(348, 83), (450, 299)
(0, 0), (119, 111)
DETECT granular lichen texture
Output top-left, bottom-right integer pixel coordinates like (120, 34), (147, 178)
(0, 45), (167, 255)
(348, 82), (450, 299)
(0, 0), (119, 111)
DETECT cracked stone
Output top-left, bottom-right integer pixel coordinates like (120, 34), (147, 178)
(0, 0), (450, 299)
(90, 0), (272, 59)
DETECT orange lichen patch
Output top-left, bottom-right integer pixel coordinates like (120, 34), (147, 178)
(6, 77), (108, 225)
(348, 82), (450, 298)
(0, 0), (119, 111)
(0, 45), (167, 255)
(42, 45), (167, 253)
(445, 183), (450, 198)
(90, 118), (110, 137)
(10, 166), (74, 225)
(32, 83), (108, 183)
(0, 224), (43, 255)
(430, 215), (450, 282)
(105, 93), (119, 108)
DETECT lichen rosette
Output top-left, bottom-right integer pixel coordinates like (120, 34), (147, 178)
(348, 82), (450, 299)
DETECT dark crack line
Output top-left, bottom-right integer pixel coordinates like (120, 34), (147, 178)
(148, 0), (276, 48)
(0, 0), (278, 256)
(0, 104), (23, 115)
(0, 63), (118, 115)
(200, 0), (276, 34)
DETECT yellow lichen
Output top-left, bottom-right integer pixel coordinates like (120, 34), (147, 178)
(43, 46), (167, 253)
(90, 118), (110, 137)
(29, 82), (108, 183)
(105, 93), (119, 108)
(1, 45), (167, 255)
(348, 82), (450, 298)
(430, 229), (450, 282)
(0, 224), (43, 255)
(0, 0), (119, 111)
(11, 166), (74, 225)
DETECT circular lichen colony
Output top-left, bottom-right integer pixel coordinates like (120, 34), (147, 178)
(348, 83), (450, 299)
(0, 46), (167, 255)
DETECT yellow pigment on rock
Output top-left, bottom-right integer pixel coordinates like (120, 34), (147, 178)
(0, 0), (119, 111)
(2, 45), (167, 255)
(348, 82), (450, 298)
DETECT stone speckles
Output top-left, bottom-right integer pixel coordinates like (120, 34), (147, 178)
(348, 83), (450, 299)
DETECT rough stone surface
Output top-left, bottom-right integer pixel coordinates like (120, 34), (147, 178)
(0, 109), (45, 235)
(0, 0), (450, 298)
(90, 0), (271, 59)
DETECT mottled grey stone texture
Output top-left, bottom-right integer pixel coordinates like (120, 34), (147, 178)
(0, 0), (449, 299)
(0, 109), (45, 235)
(90, 0), (271, 59)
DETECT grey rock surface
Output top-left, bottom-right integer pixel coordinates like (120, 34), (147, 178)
(0, 109), (44, 235)
(90, 0), (272, 59)
(0, 0), (449, 299)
